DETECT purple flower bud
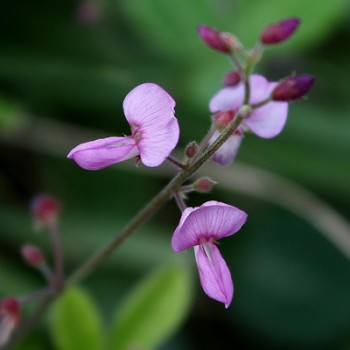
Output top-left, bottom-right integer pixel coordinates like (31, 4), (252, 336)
(197, 25), (235, 53)
(21, 245), (45, 267)
(272, 75), (315, 101)
(222, 70), (241, 87)
(260, 17), (300, 45)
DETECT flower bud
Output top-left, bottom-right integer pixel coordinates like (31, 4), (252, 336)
(272, 75), (315, 101)
(213, 111), (235, 130)
(21, 245), (44, 267)
(222, 70), (241, 87)
(197, 25), (236, 53)
(193, 178), (217, 193)
(0, 298), (20, 346)
(260, 17), (300, 45)
(31, 194), (60, 230)
(185, 141), (198, 159)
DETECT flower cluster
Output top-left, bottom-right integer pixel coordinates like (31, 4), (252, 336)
(64, 16), (315, 309)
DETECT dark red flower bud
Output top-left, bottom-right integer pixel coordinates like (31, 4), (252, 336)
(272, 75), (315, 101)
(185, 141), (198, 159)
(213, 111), (236, 130)
(260, 17), (300, 45)
(21, 245), (45, 267)
(31, 194), (60, 230)
(197, 25), (235, 53)
(222, 70), (241, 87)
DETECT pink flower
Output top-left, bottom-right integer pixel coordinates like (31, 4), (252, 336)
(209, 74), (289, 165)
(68, 83), (180, 170)
(171, 201), (247, 307)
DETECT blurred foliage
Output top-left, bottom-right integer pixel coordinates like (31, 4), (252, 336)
(1, 0), (350, 349)
(50, 287), (104, 350)
(110, 264), (193, 350)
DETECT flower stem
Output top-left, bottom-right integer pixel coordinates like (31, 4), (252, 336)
(173, 191), (187, 212)
(167, 156), (187, 169)
(47, 221), (64, 291)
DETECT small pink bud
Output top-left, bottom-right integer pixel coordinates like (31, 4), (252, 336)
(31, 194), (60, 229)
(197, 25), (236, 53)
(213, 111), (236, 130)
(21, 245), (44, 267)
(260, 17), (300, 45)
(272, 75), (315, 101)
(222, 70), (241, 87)
(185, 141), (198, 159)
(193, 178), (217, 193)
(0, 298), (20, 346)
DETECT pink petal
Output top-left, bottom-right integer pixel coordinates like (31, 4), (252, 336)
(248, 75), (275, 104)
(195, 243), (233, 307)
(171, 201), (247, 251)
(244, 101), (288, 138)
(67, 136), (138, 170)
(123, 83), (179, 167)
(209, 75), (273, 113)
(209, 85), (244, 113)
(123, 82), (175, 128)
(209, 131), (243, 166)
(138, 116), (180, 167)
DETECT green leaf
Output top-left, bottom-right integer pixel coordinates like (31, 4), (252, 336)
(50, 287), (104, 350)
(110, 264), (193, 350)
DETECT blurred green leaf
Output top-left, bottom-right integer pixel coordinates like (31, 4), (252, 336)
(50, 287), (104, 350)
(110, 264), (193, 350)
(0, 96), (22, 131)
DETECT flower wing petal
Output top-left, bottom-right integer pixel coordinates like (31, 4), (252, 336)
(244, 101), (288, 138)
(195, 243), (233, 307)
(67, 137), (138, 170)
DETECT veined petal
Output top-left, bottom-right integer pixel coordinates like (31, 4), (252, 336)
(67, 136), (138, 170)
(209, 131), (243, 166)
(171, 201), (247, 251)
(195, 243), (233, 307)
(123, 83), (176, 128)
(209, 84), (244, 113)
(138, 116), (180, 167)
(244, 101), (288, 138)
